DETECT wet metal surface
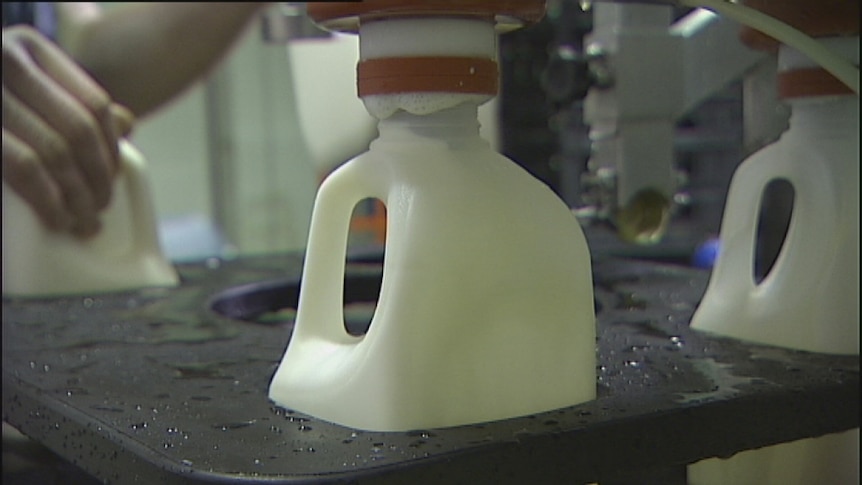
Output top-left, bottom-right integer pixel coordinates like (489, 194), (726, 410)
(2, 254), (859, 484)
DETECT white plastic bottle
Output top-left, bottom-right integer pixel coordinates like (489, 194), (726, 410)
(2, 140), (179, 297)
(690, 34), (859, 356)
(268, 15), (596, 432)
(689, 90), (858, 354)
(688, 36), (859, 484)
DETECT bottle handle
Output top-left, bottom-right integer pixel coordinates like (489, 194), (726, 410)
(710, 160), (837, 296)
(117, 140), (169, 258)
(758, 162), (837, 291)
(293, 159), (388, 344)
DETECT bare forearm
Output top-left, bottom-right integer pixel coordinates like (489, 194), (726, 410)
(62, 2), (268, 117)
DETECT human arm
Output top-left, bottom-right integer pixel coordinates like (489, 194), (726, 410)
(56, 2), (269, 118)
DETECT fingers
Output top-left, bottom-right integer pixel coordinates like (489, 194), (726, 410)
(3, 26), (118, 210)
(110, 103), (136, 138)
(3, 130), (72, 232)
(2, 88), (102, 237)
(2, 26), (131, 239)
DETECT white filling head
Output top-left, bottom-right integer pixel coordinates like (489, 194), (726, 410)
(358, 18), (497, 119)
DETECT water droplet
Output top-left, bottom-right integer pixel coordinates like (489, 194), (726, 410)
(213, 420), (256, 431)
(298, 425), (312, 432)
(42, 364), (50, 372)
(29, 361), (36, 369)
(181, 459), (193, 467)
(406, 430), (435, 439)
(616, 292), (648, 310)
(670, 336), (684, 348)
(82, 298), (95, 308)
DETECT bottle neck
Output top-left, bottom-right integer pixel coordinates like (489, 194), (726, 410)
(785, 94), (859, 139)
(376, 103), (482, 140)
(776, 35), (858, 138)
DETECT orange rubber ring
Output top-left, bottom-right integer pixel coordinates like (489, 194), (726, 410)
(778, 67), (856, 99)
(357, 56), (498, 96)
(738, 0), (859, 52)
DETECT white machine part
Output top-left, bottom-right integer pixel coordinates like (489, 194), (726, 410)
(582, 4), (764, 243)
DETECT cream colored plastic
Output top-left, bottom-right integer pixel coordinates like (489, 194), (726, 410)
(688, 430), (860, 485)
(689, 96), (859, 354)
(269, 16), (595, 432)
(688, 42), (859, 482)
(269, 103), (596, 431)
(2, 140), (180, 298)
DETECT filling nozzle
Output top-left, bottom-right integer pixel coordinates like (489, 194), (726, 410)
(579, 120), (678, 245)
(578, 3), (682, 245)
(577, 2), (765, 245)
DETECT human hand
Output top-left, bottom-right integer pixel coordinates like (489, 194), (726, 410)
(3, 25), (135, 238)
